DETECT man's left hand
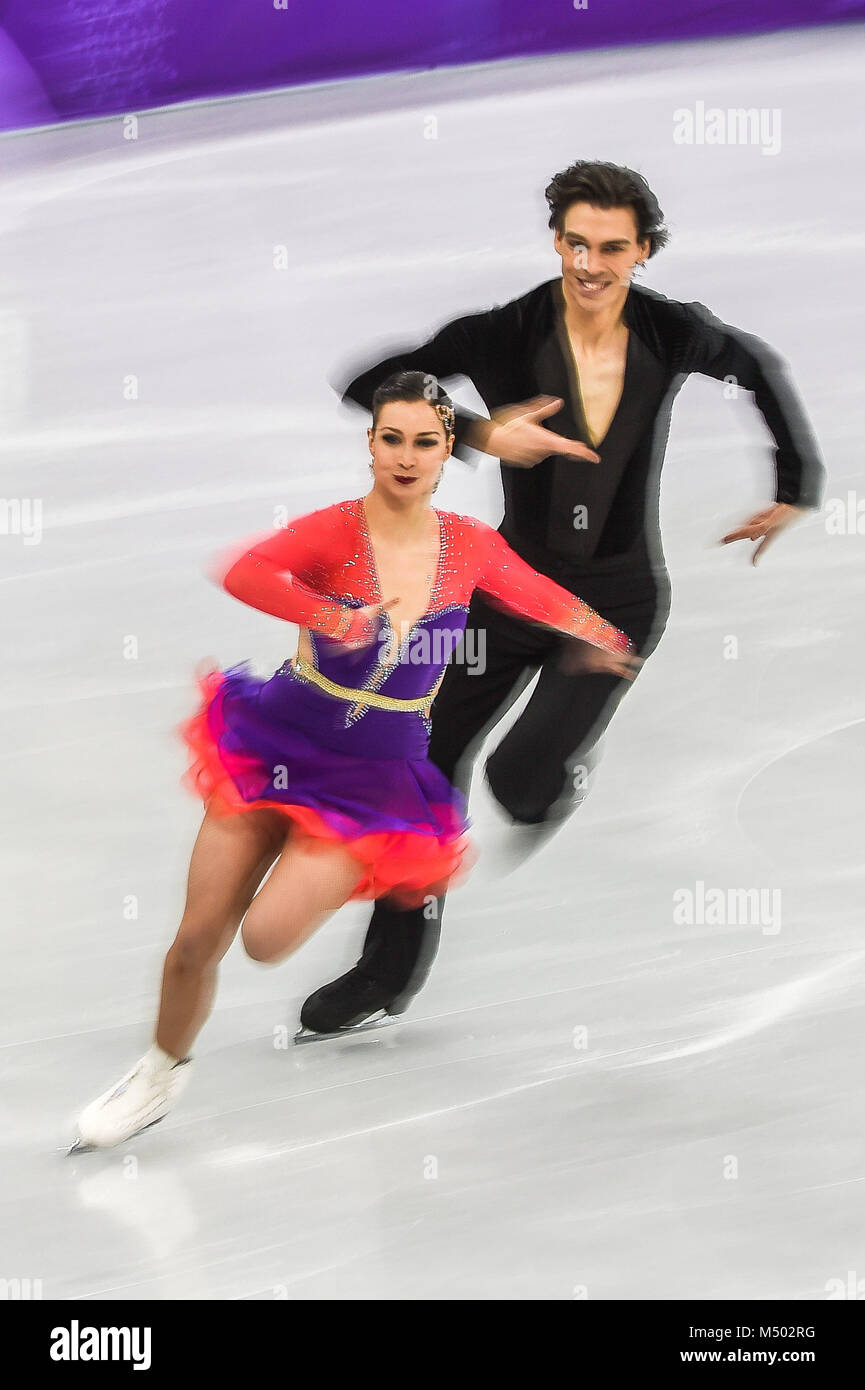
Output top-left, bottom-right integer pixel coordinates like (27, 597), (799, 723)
(720, 502), (806, 565)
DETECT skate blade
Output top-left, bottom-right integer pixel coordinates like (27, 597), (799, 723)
(66, 1114), (166, 1156)
(293, 1011), (399, 1045)
(66, 1139), (98, 1156)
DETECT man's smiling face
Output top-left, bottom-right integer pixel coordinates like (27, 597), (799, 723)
(554, 202), (649, 310)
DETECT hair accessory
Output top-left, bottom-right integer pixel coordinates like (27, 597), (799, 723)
(434, 401), (455, 434)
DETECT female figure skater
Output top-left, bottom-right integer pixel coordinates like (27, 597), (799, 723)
(73, 372), (637, 1150)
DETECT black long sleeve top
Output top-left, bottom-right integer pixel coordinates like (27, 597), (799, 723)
(338, 277), (825, 575)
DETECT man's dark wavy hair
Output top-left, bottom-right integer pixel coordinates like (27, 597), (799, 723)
(545, 160), (669, 258)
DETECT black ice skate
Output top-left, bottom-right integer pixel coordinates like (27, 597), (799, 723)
(294, 968), (405, 1044)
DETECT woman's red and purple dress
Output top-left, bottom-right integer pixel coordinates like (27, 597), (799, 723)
(179, 498), (630, 906)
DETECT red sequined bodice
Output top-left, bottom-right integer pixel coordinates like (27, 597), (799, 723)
(219, 496), (631, 660)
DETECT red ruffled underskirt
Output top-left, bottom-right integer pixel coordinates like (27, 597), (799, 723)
(178, 668), (474, 908)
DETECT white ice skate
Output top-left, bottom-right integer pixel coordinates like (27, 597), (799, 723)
(69, 1045), (193, 1153)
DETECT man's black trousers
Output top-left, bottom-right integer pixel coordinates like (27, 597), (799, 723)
(351, 562), (670, 1005)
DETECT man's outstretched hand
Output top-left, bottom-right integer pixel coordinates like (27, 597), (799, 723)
(467, 395), (601, 468)
(720, 502), (806, 565)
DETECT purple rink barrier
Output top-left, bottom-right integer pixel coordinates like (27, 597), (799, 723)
(0, 0), (863, 133)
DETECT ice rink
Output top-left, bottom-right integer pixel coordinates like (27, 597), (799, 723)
(2, 24), (864, 1300)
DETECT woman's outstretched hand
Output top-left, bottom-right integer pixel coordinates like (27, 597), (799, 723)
(557, 637), (643, 680)
(468, 395), (601, 468)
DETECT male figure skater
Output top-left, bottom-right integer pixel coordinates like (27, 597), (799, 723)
(298, 160), (825, 1038)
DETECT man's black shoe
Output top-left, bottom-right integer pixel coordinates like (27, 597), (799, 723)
(299, 968), (400, 1035)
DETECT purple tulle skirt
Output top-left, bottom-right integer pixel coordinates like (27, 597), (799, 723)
(178, 660), (473, 906)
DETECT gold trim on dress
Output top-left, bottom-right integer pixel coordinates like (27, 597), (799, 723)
(292, 654), (444, 714)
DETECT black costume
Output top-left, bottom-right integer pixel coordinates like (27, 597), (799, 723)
(300, 277), (825, 1030)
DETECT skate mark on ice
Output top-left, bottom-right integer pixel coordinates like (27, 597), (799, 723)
(734, 716), (865, 826)
(612, 950), (865, 1068)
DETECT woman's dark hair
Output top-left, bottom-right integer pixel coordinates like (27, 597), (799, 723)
(545, 160), (669, 257)
(371, 370), (455, 437)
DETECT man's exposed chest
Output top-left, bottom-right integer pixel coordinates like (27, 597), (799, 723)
(563, 328), (630, 449)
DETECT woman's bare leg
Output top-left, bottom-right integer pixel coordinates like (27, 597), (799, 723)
(155, 803), (286, 1058)
(240, 837), (363, 966)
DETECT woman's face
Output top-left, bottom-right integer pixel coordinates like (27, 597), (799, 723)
(368, 400), (453, 502)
